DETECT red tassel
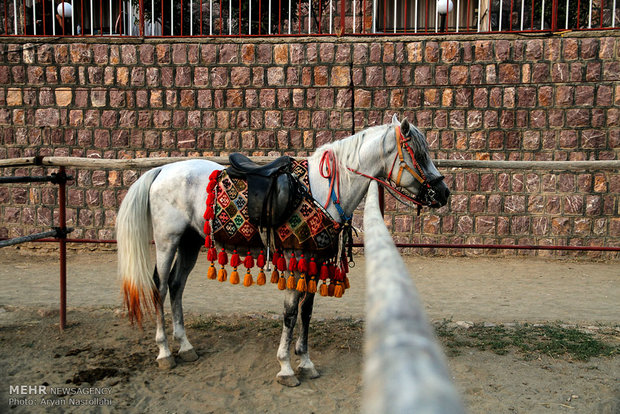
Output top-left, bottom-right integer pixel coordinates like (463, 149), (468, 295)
(308, 258), (318, 276)
(204, 208), (214, 220)
(230, 250), (241, 268)
(244, 252), (254, 269)
(257, 251), (266, 269)
(272, 251), (281, 266)
(277, 256), (287, 272)
(203, 221), (211, 235)
(218, 249), (228, 266)
(209, 170), (220, 180)
(288, 253), (297, 272)
(319, 263), (329, 281)
(206, 192), (215, 206)
(204, 235), (211, 248)
(334, 268), (342, 282)
(207, 180), (216, 192)
(296, 254), (308, 273)
(207, 247), (217, 262)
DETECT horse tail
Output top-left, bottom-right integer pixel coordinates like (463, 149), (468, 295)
(116, 167), (163, 325)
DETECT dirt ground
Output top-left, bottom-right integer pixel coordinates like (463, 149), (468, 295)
(0, 248), (618, 414)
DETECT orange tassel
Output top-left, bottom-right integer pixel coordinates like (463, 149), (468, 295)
(217, 267), (227, 282)
(286, 274), (296, 290)
(319, 282), (328, 297)
(256, 270), (266, 285)
(307, 277), (317, 294)
(207, 263), (216, 280)
(277, 275), (286, 290)
(270, 269), (280, 284)
(296, 275), (307, 292)
(230, 269), (240, 284)
(344, 275), (350, 289)
(243, 269), (253, 286)
(328, 282), (335, 297)
(334, 282), (344, 298)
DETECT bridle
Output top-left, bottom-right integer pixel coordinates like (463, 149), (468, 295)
(348, 124), (444, 210)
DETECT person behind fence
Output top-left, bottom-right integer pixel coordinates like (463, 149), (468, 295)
(55, 2), (75, 34)
(25, 0), (54, 35)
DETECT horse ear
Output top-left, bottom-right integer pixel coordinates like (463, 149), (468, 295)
(401, 118), (410, 136)
(391, 114), (399, 125)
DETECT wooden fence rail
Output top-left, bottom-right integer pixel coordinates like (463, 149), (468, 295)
(1, 156), (619, 171)
(362, 181), (465, 414)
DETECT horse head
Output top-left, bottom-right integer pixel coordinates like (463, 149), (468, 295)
(385, 115), (450, 208)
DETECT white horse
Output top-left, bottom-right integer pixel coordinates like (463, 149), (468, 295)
(116, 115), (449, 386)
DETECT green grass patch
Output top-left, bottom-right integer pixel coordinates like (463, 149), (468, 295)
(435, 320), (619, 361)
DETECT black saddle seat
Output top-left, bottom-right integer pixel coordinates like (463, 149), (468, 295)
(225, 153), (302, 229)
(227, 153), (293, 178)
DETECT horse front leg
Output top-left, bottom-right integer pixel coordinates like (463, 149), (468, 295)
(295, 292), (320, 379)
(276, 289), (302, 387)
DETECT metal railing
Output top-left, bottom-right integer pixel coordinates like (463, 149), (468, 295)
(1, 0), (618, 37)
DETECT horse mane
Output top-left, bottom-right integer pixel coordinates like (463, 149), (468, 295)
(309, 122), (430, 185)
(309, 124), (390, 186)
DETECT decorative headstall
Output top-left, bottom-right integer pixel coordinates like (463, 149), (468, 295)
(202, 159), (351, 298)
(348, 125), (444, 214)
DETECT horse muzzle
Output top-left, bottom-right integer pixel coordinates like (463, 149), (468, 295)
(421, 177), (450, 208)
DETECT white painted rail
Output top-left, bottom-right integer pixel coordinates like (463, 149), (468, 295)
(362, 181), (465, 414)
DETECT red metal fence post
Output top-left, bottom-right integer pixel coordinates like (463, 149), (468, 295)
(58, 167), (67, 331)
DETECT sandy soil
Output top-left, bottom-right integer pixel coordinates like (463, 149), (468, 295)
(0, 248), (618, 413)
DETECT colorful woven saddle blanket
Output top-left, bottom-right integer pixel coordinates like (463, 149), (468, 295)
(207, 159), (341, 257)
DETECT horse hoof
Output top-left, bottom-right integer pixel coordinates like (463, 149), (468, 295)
(157, 356), (176, 370)
(296, 366), (320, 379)
(178, 349), (199, 362)
(276, 375), (300, 387)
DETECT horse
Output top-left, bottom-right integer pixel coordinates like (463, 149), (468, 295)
(116, 115), (450, 387)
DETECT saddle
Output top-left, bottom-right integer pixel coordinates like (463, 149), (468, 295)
(226, 153), (303, 229)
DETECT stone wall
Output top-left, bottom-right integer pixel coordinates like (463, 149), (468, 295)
(0, 33), (618, 257)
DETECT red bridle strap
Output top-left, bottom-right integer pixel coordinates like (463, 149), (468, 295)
(394, 125), (427, 187)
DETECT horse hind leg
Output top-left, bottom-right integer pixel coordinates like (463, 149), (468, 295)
(295, 293), (320, 379)
(169, 231), (202, 363)
(276, 289), (302, 387)
(154, 243), (178, 369)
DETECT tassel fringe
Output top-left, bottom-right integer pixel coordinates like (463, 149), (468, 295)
(256, 270), (266, 285)
(243, 270), (253, 287)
